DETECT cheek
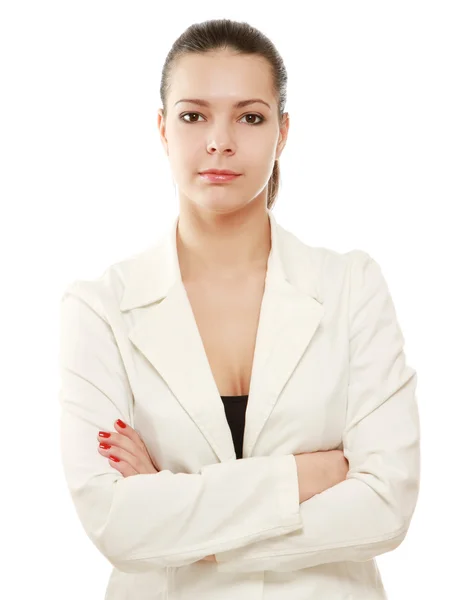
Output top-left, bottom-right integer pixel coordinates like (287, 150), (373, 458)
(171, 133), (203, 163)
(242, 137), (275, 161)
(168, 146), (198, 179)
(243, 150), (275, 180)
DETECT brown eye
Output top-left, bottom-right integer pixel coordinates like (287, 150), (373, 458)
(241, 114), (264, 125)
(181, 113), (203, 123)
(179, 112), (265, 125)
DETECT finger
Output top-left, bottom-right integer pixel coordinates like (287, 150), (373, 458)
(114, 420), (160, 471)
(107, 454), (138, 478)
(97, 443), (143, 474)
(113, 419), (146, 451)
(97, 429), (140, 459)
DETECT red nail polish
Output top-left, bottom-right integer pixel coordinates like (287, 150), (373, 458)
(99, 431), (111, 438)
(109, 455), (120, 462)
(99, 443), (111, 449)
(116, 419), (126, 428)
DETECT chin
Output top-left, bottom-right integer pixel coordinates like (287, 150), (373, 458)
(194, 193), (249, 213)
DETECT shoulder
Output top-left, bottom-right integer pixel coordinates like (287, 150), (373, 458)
(278, 221), (371, 269)
(278, 223), (373, 299)
(59, 243), (157, 318)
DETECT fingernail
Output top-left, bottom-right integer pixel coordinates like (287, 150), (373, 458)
(99, 431), (111, 438)
(99, 443), (111, 449)
(116, 419), (126, 428)
(109, 455), (120, 462)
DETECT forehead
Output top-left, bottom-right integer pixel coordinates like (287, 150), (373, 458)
(169, 52), (274, 104)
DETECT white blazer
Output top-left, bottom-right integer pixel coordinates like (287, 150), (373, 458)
(59, 209), (420, 600)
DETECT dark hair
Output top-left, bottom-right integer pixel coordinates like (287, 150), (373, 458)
(159, 19), (287, 210)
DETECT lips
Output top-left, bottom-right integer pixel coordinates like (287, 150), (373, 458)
(199, 170), (241, 176)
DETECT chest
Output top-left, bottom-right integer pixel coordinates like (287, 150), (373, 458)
(125, 253), (350, 472)
(183, 273), (266, 397)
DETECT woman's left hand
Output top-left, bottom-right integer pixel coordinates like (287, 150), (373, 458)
(97, 419), (159, 477)
(98, 420), (215, 562)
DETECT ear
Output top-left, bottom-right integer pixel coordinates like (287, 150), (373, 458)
(157, 108), (169, 157)
(276, 112), (289, 160)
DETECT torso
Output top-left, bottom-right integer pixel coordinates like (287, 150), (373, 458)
(183, 270), (266, 397)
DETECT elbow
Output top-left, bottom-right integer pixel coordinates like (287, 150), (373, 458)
(346, 462), (420, 560)
(91, 523), (169, 574)
(85, 478), (199, 572)
(85, 515), (149, 573)
(72, 472), (207, 572)
(383, 491), (419, 556)
(92, 528), (135, 573)
(73, 479), (169, 573)
(96, 532), (200, 573)
(352, 520), (409, 564)
(90, 509), (170, 573)
(353, 471), (419, 563)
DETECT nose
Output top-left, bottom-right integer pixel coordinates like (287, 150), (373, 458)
(207, 138), (235, 156)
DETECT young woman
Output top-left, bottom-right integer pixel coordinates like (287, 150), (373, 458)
(59, 18), (420, 600)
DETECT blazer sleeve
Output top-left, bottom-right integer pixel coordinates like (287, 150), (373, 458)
(58, 280), (303, 573)
(215, 250), (421, 573)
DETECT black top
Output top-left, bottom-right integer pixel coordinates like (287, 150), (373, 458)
(220, 394), (248, 459)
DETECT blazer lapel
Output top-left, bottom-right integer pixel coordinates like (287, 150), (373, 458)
(119, 210), (325, 463)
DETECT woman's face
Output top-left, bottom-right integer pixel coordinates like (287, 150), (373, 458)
(158, 50), (289, 214)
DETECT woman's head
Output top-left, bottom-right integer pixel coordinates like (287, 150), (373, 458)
(157, 19), (289, 214)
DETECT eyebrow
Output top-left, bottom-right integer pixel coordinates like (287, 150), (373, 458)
(174, 98), (272, 110)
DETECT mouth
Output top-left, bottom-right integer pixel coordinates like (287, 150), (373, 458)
(199, 169), (241, 176)
(199, 172), (242, 183)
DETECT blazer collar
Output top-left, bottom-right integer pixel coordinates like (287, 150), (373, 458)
(120, 209), (322, 310)
(118, 210), (325, 462)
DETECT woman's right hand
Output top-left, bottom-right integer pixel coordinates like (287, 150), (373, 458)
(295, 450), (349, 503)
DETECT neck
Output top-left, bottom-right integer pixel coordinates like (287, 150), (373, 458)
(176, 201), (271, 282)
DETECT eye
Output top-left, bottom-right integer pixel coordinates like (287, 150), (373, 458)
(240, 114), (264, 125)
(179, 112), (265, 125)
(180, 112), (204, 123)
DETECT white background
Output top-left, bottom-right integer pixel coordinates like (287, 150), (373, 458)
(1, 1), (469, 598)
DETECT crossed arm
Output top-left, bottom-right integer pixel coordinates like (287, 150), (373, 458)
(59, 250), (420, 573)
(95, 420), (349, 564)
